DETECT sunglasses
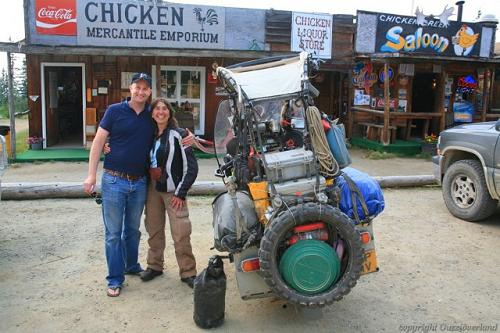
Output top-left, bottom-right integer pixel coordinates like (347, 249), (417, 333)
(90, 192), (103, 205)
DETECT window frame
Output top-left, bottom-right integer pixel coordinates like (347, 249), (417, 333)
(154, 65), (206, 135)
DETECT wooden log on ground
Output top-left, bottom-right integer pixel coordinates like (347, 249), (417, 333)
(373, 175), (437, 188)
(0, 176), (438, 200)
(0, 182), (93, 200)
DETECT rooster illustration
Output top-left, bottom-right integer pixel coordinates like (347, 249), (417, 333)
(452, 24), (479, 55)
(193, 8), (219, 32)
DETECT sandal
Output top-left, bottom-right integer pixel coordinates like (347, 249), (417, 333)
(106, 286), (121, 297)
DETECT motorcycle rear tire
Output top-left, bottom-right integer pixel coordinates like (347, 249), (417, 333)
(258, 203), (363, 307)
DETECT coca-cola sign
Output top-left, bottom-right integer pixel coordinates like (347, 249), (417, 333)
(36, 0), (77, 36)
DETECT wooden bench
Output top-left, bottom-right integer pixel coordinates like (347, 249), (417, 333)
(359, 122), (397, 143)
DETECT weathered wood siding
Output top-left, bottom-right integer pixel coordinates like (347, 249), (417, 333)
(26, 54), (252, 139)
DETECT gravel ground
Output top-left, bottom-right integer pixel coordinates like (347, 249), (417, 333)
(1, 148), (499, 332)
(0, 188), (499, 332)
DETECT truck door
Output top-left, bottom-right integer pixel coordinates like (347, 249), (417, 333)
(494, 130), (500, 197)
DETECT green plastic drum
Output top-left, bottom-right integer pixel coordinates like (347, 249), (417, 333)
(279, 240), (340, 295)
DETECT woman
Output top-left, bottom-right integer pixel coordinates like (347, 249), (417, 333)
(139, 98), (198, 288)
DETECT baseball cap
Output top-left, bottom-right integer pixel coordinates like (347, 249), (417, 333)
(131, 72), (152, 87)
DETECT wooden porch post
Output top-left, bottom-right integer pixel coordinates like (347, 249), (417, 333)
(382, 62), (390, 145)
(6, 52), (16, 160)
(347, 70), (354, 138)
(481, 68), (491, 122)
(155, 56), (161, 98)
(438, 70), (446, 132)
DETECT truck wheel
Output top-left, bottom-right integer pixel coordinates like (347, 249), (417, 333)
(258, 203), (363, 307)
(442, 159), (498, 221)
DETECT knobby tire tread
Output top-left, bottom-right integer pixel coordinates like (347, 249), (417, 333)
(258, 203), (364, 307)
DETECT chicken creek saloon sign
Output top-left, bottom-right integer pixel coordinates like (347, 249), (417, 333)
(375, 12), (481, 57)
(73, 0), (225, 49)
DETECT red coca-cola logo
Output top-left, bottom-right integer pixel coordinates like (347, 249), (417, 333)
(35, 0), (77, 36)
(38, 8), (74, 20)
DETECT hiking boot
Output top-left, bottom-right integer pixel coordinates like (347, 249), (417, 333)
(140, 268), (163, 282)
(181, 276), (196, 288)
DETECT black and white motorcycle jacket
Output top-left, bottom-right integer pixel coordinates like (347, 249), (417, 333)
(151, 127), (198, 200)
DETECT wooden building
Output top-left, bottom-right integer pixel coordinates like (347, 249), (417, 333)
(348, 9), (499, 144)
(5, 1), (496, 151)
(0, 0), (356, 150)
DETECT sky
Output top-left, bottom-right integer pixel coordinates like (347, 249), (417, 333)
(0, 0), (498, 69)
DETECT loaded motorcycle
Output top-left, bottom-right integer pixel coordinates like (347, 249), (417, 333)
(207, 52), (384, 308)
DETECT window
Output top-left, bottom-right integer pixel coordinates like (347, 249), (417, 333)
(158, 66), (206, 135)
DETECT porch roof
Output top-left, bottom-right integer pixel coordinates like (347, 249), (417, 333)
(0, 41), (282, 59)
(356, 52), (500, 64)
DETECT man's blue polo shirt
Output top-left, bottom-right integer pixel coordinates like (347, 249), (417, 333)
(99, 100), (154, 176)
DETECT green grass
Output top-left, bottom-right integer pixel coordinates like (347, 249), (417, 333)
(351, 144), (434, 161)
(365, 150), (398, 160)
(414, 152), (433, 160)
(350, 136), (423, 156)
(15, 129), (29, 155)
(0, 105), (7, 119)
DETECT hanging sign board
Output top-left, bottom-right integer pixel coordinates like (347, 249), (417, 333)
(375, 12), (482, 57)
(76, 0), (225, 49)
(35, 0), (77, 36)
(356, 10), (488, 58)
(291, 12), (332, 59)
(453, 101), (474, 122)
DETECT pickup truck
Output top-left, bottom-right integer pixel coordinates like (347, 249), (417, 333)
(433, 119), (500, 221)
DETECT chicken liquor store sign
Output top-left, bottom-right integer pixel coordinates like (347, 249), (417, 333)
(375, 12), (481, 57)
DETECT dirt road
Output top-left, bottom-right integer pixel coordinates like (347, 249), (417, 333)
(1, 187), (499, 332)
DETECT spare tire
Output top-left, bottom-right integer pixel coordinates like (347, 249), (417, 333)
(258, 203), (363, 307)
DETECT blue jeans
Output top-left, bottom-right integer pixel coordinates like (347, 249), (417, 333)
(101, 173), (147, 287)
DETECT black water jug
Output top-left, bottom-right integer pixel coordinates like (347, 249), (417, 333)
(193, 255), (226, 329)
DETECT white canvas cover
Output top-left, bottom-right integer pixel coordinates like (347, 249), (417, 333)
(217, 52), (308, 101)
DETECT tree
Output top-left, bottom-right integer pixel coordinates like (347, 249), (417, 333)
(14, 56), (27, 97)
(0, 54), (28, 117)
(0, 68), (8, 106)
(13, 55), (27, 113)
(0, 68), (9, 118)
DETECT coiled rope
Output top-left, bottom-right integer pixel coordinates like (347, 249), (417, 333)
(306, 106), (339, 177)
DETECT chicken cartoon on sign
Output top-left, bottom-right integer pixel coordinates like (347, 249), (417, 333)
(452, 24), (479, 56)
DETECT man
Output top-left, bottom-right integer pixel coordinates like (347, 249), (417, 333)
(84, 73), (154, 297)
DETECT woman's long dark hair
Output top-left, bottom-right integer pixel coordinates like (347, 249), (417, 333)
(151, 98), (178, 132)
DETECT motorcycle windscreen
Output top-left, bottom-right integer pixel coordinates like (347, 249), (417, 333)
(216, 53), (307, 102)
(213, 100), (236, 158)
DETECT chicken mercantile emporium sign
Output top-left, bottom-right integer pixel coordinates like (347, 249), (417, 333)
(374, 12), (482, 57)
(74, 0), (225, 49)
